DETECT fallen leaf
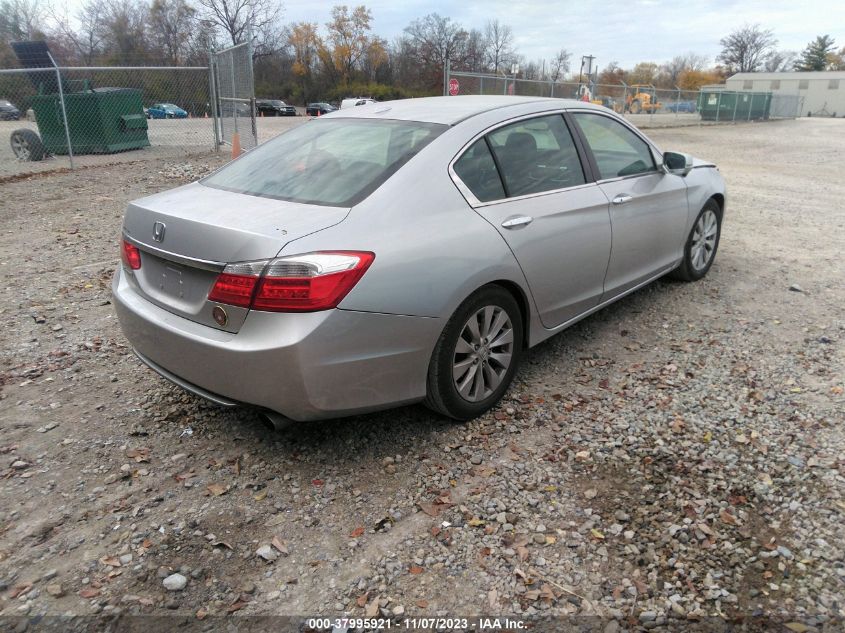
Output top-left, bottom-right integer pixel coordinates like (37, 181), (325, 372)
(9, 583), (32, 599)
(79, 588), (100, 598)
(720, 509), (738, 525)
(487, 588), (499, 609)
(211, 540), (233, 550)
(785, 624), (810, 633)
(365, 594), (380, 618)
(311, 479), (324, 486)
(468, 518), (486, 527)
(125, 448), (150, 463)
(207, 483), (227, 496)
(356, 593), (369, 608)
(350, 526), (365, 538)
(409, 566), (424, 575)
(271, 536), (289, 555)
(702, 431), (712, 443)
(99, 556), (121, 567)
(418, 501), (451, 517)
(253, 489), (267, 501)
(196, 609), (207, 620)
(590, 528), (605, 540)
(226, 601), (248, 613)
(471, 465), (496, 478)
(415, 599), (429, 608)
(516, 545), (529, 561)
(139, 597), (154, 606)
(540, 583), (557, 604)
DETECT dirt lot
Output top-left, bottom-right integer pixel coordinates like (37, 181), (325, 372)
(0, 119), (843, 630)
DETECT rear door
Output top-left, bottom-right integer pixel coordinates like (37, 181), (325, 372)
(452, 113), (612, 329)
(569, 111), (688, 297)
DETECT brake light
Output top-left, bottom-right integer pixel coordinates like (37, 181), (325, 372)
(208, 251), (374, 313)
(121, 239), (142, 270)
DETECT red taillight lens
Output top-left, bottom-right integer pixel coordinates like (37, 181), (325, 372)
(121, 239), (142, 270)
(208, 251), (374, 313)
(207, 273), (258, 308)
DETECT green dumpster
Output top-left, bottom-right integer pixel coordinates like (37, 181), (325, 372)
(697, 88), (773, 121)
(9, 40), (150, 161)
(29, 86), (150, 156)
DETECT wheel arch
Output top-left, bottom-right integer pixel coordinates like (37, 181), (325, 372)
(708, 193), (725, 217)
(487, 279), (531, 350)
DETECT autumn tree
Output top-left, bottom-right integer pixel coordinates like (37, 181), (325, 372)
(628, 61), (658, 85)
(319, 5), (384, 84)
(677, 68), (723, 91)
(717, 24), (776, 73)
(794, 35), (836, 71)
(828, 46), (845, 70)
(662, 53), (709, 86)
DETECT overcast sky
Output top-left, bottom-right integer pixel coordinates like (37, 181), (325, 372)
(279, 0), (843, 69)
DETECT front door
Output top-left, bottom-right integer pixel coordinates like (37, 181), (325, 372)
(570, 111), (689, 297)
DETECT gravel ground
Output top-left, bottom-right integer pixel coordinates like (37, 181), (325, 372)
(0, 118), (843, 631)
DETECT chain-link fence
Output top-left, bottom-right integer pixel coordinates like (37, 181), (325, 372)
(211, 42), (257, 151)
(1, 57), (215, 176)
(445, 71), (802, 127)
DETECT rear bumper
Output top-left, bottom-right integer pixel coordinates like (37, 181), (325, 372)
(112, 267), (441, 421)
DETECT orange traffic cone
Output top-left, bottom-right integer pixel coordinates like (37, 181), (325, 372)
(231, 132), (241, 159)
(316, 109), (320, 117)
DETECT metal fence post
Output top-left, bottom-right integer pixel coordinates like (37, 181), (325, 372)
(716, 92), (722, 122)
(748, 93), (753, 121)
(47, 52), (73, 169)
(620, 81), (628, 119)
(732, 92), (739, 123)
(674, 86), (680, 119)
(208, 53), (220, 151)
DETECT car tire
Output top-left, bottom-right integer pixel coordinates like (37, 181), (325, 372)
(10, 128), (45, 161)
(671, 199), (722, 282)
(425, 285), (523, 421)
(630, 99), (642, 114)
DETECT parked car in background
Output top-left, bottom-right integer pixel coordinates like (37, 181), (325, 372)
(114, 96), (725, 424)
(341, 97), (376, 109)
(665, 100), (697, 113)
(0, 99), (21, 120)
(306, 102), (337, 116)
(147, 103), (188, 119)
(256, 99), (296, 116)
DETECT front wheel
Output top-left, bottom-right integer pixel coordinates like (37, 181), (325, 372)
(672, 199), (722, 281)
(425, 286), (523, 420)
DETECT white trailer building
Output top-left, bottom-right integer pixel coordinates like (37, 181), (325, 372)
(725, 71), (845, 117)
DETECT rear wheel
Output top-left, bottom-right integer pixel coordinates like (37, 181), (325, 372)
(672, 199), (722, 281)
(10, 128), (44, 161)
(425, 286), (523, 420)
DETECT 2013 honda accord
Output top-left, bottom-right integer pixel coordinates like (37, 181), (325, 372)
(113, 96), (725, 422)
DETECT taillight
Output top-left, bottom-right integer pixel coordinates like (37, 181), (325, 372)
(208, 252), (374, 313)
(121, 239), (142, 270)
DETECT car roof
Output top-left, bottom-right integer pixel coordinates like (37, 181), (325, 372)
(326, 95), (606, 125)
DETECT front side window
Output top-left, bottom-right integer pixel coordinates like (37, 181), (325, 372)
(453, 139), (505, 202)
(203, 118), (445, 207)
(486, 114), (585, 197)
(572, 113), (656, 180)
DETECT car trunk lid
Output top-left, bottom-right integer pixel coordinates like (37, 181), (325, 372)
(122, 182), (349, 332)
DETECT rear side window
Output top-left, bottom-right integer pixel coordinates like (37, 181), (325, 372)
(202, 118), (446, 207)
(487, 114), (585, 197)
(453, 139), (505, 202)
(572, 113), (656, 180)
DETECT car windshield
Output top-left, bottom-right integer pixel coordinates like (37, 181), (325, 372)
(163, 104), (178, 109)
(202, 118), (446, 207)
(266, 100), (285, 106)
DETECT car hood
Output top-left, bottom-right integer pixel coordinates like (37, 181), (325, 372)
(123, 181), (350, 263)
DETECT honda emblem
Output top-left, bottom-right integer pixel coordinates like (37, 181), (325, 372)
(153, 221), (166, 243)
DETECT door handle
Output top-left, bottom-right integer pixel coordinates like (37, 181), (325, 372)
(612, 194), (633, 205)
(501, 215), (533, 228)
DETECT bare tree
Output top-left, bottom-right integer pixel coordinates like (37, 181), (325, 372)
(764, 50), (796, 72)
(195, 0), (281, 56)
(548, 48), (570, 82)
(149, 0), (195, 64)
(483, 18), (513, 74)
(403, 13), (467, 73)
(717, 24), (777, 73)
(46, 0), (107, 64)
(99, 0), (150, 64)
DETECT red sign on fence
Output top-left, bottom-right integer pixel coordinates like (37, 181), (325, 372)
(448, 78), (460, 96)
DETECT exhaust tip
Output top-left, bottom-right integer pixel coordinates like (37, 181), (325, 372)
(258, 410), (293, 432)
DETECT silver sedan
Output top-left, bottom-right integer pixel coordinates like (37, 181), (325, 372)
(113, 96), (725, 423)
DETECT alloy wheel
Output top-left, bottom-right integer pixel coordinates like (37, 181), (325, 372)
(452, 305), (514, 402)
(690, 209), (718, 271)
(10, 132), (30, 160)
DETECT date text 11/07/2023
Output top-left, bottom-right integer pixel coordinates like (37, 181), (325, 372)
(305, 617), (528, 630)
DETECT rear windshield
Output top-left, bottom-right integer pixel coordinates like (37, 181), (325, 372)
(202, 118), (446, 206)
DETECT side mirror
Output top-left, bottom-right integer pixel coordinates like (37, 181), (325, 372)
(663, 151), (693, 176)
